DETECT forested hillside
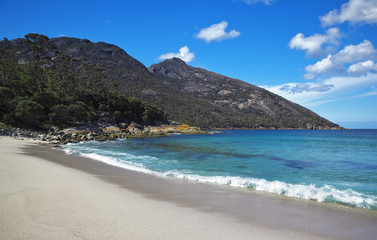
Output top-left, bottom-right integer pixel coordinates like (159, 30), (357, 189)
(0, 34), (167, 129)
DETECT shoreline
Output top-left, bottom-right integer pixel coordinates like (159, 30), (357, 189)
(1, 124), (346, 145)
(0, 125), (349, 152)
(1, 136), (377, 239)
(203, 127), (345, 130)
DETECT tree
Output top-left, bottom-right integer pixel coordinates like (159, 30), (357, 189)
(68, 102), (91, 122)
(15, 99), (44, 128)
(50, 104), (70, 125)
(23, 33), (55, 92)
(0, 87), (13, 121)
(0, 48), (19, 87)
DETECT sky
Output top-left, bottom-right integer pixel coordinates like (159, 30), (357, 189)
(1, 0), (377, 128)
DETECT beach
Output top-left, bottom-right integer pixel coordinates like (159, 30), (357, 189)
(1, 136), (376, 240)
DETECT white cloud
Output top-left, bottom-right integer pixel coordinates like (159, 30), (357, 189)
(348, 60), (377, 74)
(320, 0), (377, 27)
(336, 39), (377, 62)
(195, 21), (240, 43)
(240, 0), (275, 5)
(304, 55), (335, 80)
(304, 40), (377, 79)
(158, 46), (195, 63)
(262, 73), (377, 107)
(279, 0), (377, 110)
(289, 28), (341, 57)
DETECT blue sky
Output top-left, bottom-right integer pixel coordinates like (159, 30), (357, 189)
(1, 0), (377, 128)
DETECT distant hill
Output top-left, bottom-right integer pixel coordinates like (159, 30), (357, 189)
(0, 35), (339, 129)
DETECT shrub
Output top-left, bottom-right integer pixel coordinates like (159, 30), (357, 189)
(51, 104), (70, 125)
(68, 103), (88, 122)
(15, 99), (44, 128)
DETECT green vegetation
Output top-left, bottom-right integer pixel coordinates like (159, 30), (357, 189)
(0, 34), (167, 129)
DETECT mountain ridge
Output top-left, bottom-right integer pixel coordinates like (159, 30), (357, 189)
(0, 35), (340, 129)
(148, 57), (337, 129)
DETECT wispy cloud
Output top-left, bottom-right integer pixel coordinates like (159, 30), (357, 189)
(320, 0), (377, 27)
(105, 20), (112, 24)
(240, 0), (275, 5)
(195, 21), (240, 43)
(262, 73), (377, 107)
(278, 82), (334, 94)
(158, 46), (195, 63)
(352, 86), (377, 98)
(289, 28), (341, 58)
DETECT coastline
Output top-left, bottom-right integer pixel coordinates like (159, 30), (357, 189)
(203, 127), (345, 130)
(1, 136), (376, 239)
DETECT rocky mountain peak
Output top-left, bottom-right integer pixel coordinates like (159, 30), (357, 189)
(148, 57), (193, 80)
(164, 57), (187, 65)
(50, 37), (147, 70)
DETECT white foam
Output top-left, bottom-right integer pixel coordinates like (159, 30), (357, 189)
(162, 171), (377, 209)
(80, 152), (156, 175)
(62, 147), (74, 155)
(62, 144), (156, 174)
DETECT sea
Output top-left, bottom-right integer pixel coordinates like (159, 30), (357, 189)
(62, 129), (377, 209)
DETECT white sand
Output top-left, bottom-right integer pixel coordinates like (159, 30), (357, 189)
(0, 136), (336, 239)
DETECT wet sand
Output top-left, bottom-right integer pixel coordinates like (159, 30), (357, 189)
(1, 136), (376, 239)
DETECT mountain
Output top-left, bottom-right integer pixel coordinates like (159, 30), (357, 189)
(148, 58), (337, 129)
(0, 35), (339, 129)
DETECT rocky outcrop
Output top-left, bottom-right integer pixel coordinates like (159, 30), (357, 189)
(149, 124), (208, 135)
(0, 123), (209, 144)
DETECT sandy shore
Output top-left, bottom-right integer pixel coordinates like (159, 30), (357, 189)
(1, 136), (376, 239)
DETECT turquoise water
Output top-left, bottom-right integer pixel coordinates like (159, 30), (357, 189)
(63, 130), (377, 209)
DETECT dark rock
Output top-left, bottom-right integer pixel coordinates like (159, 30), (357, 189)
(126, 122), (142, 135)
(49, 126), (59, 133)
(118, 122), (128, 129)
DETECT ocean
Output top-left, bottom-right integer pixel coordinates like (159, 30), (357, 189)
(62, 129), (377, 209)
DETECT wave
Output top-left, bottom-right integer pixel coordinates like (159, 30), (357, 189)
(164, 172), (377, 209)
(63, 147), (155, 174)
(62, 145), (377, 209)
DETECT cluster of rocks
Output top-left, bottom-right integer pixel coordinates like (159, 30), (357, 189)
(304, 123), (341, 130)
(0, 122), (209, 145)
(0, 127), (41, 138)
